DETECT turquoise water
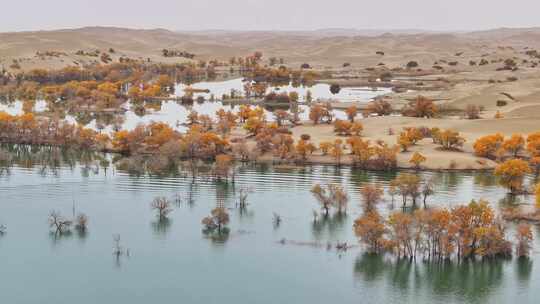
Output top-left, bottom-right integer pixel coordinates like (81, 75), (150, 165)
(0, 151), (538, 303)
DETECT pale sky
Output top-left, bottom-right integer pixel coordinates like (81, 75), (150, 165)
(2, 0), (540, 32)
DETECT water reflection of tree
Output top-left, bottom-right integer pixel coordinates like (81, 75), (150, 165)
(353, 253), (524, 302)
(497, 194), (523, 207)
(75, 225), (89, 240)
(516, 257), (533, 284)
(215, 182), (234, 207)
(429, 171), (464, 192)
(1, 144), (108, 177)
(350, 168), (396, 187)
(49, 230), (74, 246)
(184, 181), (198, 208)
(94, 113), (117, 127)
(72, 111), (94, 126)
(311, 212), (348, 241)
(0, 148), (12, 177)
(473, 172), (498, 187)
(203, 228), (230, 245)
(151, 217), (172, 237)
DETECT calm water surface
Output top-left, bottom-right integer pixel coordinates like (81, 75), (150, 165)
(0, 153), (538, 304)
(0, 78), (391, 133)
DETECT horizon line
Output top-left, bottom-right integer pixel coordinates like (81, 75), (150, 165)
(2, 24), (540, 35)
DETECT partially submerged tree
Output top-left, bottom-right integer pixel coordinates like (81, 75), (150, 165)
(353, 210), (387, 253)
(515, 223), (533, 257)
(238, 186), (253, 209)
(112, 234), (129, 258)
(151, 197), (173, 219)
(311, 183), (349, 215)
(214, 154), (234, 181)
(354, 199), (518, 260)
(494, 159), (531, 194)
(421, 180), (435, 208)
(391, 174), (422, 207)
(202, 207), (230, 234)
(48, 211), (72, 234)
(360, 184), (384, 213)
(75, 213), (88, 232)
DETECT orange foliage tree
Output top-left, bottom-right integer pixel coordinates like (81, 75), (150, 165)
(345, 105), (358, 122)
(434, 129), (465, 150)
(473, 134), (504, 159)
(401, 96), (437, 118)
(527, 132), (540, 157)
(360, 184), (384, 212)
(536, 183), (540, 208)
(330, 139), (344, 165)
(494, 159), (531, 194)
(311, 183), (349, 215)
(409, 152), (426, 169)
(295, 135), (316, 162)
(502, 134), (525, 157)
(354, 199), (516, 259)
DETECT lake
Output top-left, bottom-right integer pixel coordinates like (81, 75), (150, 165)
(0, 148), (538, 304)
(0, 78), (391, 133)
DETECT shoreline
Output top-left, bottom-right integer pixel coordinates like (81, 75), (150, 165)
(248, 155), (495, 173)
(0, 140), (495, 173)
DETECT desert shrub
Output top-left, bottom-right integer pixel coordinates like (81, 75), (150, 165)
(329, 84), (341, 94)
(497, 100), (508, 107)
(401, 96), (437, 118)
(465, 104), (481, 119)
(406, 61), (419, 68)
(300, 134), (311, 141)
(364, 99), (393, 116)
(380, 72), (393, 81)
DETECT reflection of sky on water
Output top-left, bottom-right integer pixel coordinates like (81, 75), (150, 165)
(176, 78), (390, 103)
(0, 79), (391, 133)
(0, 99), (48, 115)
